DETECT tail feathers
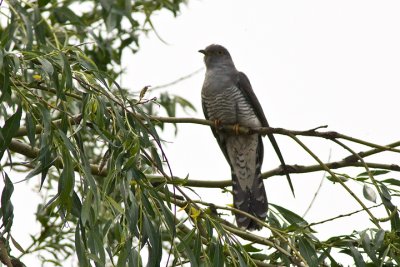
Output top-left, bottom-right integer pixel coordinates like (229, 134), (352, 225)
(232, 173), (268, 231)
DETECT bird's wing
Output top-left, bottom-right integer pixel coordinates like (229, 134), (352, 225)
(237, 71), (295, 196)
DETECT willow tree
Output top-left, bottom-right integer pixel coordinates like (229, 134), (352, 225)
(1, 1), (400, 266)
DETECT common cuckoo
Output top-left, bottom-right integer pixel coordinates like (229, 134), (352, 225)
(199, 44), (293, 230)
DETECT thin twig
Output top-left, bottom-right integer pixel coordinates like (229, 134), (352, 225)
(288, 134), (381, 228)
(148, 67), (204, 91)
(306, 204), (383, 228)
(302, 150), (331, 217)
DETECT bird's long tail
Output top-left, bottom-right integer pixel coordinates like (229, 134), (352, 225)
(232, 172), (268, 230)
(230, 136), (268, 230)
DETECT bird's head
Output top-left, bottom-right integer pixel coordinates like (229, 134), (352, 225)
(199, 44), (235, 69)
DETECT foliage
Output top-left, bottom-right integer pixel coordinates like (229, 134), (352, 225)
(1, 0), (400, 266)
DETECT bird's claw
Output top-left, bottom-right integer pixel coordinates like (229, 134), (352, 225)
(233, 123), (240, 135)
(214, 119), (223, 130)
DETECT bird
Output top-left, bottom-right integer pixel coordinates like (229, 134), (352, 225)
(199, 44), (293, 230)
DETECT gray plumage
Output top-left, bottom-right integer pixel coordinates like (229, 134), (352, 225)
(199, 44), (293, 230)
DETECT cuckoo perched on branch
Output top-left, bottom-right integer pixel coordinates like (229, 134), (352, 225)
(199, 44), (294, 230)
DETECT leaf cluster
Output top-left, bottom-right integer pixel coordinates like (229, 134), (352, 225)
(1, 0), (400, 266)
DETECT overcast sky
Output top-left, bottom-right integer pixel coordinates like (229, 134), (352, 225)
(10, 0), (400, 265)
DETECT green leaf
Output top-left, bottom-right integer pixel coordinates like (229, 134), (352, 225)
(38, 0), (51, 7)
(106, 195), (124, 215)
(243, 243), (262, 253)
(144, 215), (161, 267)
(25, 112), (36, 147)
(320, 248), (341, 267)
(231, 246), (248, 267)
(298, 237), (319, 267)
(0, 55), (11, 101)
(75, 223), (89, 267)
(71, 191), (82, 218)
(361, 231), (378, 264)
(380, 245), (390, 267)
(210, 241), (223, 267)
(62, 53), (73, 90)
(250, 253), (269, 261)
(81, 191), (92, 226)
(1, 172), (14, 233)
(271, 204), (307, 226)
(326, 175), (349, 183)
(0, 106), (22, 159)
(53, 7), (84, 25)
(349, 244), (366, 267)
(177, 229), (198, 266)
(10, 235), (25, 253)
(363, 184), (377, 203)
(381, 178), (400, 187)
(357, 170), (389, 177)
(38, 57), (54, 75)
(58, 151), (75, 212)
(374, 229), (385, 250)
(174, 95), (196, 112)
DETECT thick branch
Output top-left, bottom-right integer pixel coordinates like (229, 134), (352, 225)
(8, 139), (400, 188)
(14, 113), (400, 154)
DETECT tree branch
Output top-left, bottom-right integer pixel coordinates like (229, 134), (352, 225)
(8, 138), (400, 188)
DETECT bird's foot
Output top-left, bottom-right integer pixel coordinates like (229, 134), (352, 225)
(214, 119), (223, 130)
(233, 123), (241, 135)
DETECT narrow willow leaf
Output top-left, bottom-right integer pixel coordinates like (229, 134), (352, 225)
(231, 246), (248, 267)
(154, 198), (175, 235)
(58, 130), (79, 159)
(53, 6), (84, 25)
(175, 95), (196, 112)
(25, 112), (36, 147)
(33, 7), (46, 44)
(58, 151), (75, 212)
(243, 243), (262, 253)
(380, 184), (391, 201)
(71, 191), (82, 218)
(361, 231), (378, 264)
(298, 237), (319, 267)
(0, 56), (11, 102)
(18, 6), (34, 50)
(374, 229), (385, 249)
(210, 241), (223, 267)
(62, 53), (73, 90)
(381, 178), (400, 187)
(144, 215), (162, 267)
(75, 223), (89, 267)
(271, 204), (307, 225)
(320, 248), (341, 267)
(10, 235), (25, 253)
(357, 170), (389, 177)
(193, 232), (202, 265)
(178, 229), (198, 267)
(379, 246), (390, 267)
(38, 57), (54, 75)
(363, 184), (377, 203)
(379, 184), (400, 231)
(0, 106), (22, 159)
(1, 172), (14, 232)
(81, 191), (92, 226)
(38, 0), (51, 7)
(106, 195), (124, 214)
(141, 190), (155, 218)
(349, 244), (366, 267)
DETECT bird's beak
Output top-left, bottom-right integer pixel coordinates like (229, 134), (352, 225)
(198, 49), (206, 55)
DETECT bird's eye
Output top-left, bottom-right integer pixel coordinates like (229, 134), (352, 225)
(218, 51), (223, 55)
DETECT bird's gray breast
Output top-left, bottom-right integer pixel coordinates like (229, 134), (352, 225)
(201, 72), (261, 128)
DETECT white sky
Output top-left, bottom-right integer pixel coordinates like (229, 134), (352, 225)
(8, 0), (400, 265)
